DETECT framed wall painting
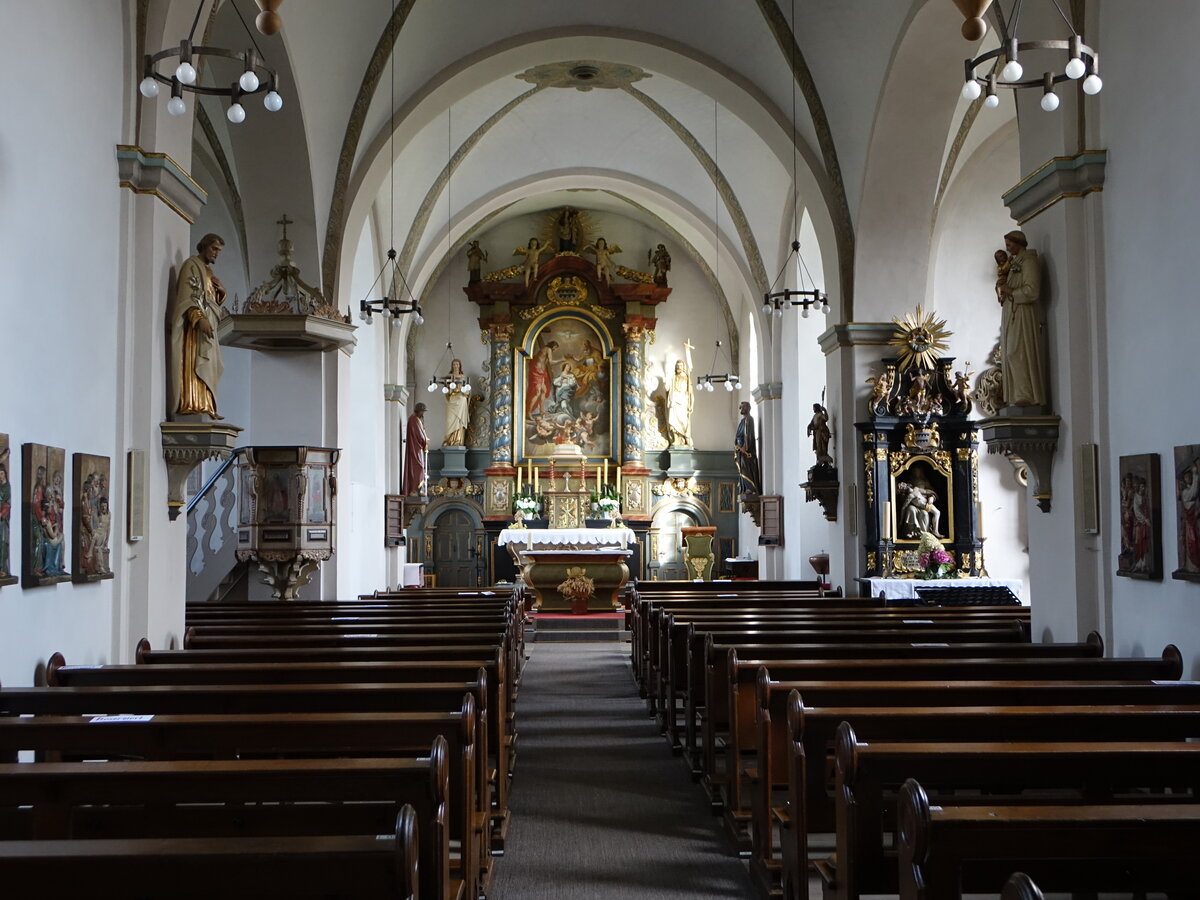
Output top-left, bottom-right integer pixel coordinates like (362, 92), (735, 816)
(1173, 444), (1200, 582)
(73, 453), (114, 583)
(1116, 453), (1162, 580)
(21, 442), (71, 587)
(0, 433), (16, 586)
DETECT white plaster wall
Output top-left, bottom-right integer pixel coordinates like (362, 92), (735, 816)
(335, 219), (390, 599)
(1096, 1), (1200, 671)
(0, 2), (127, 685)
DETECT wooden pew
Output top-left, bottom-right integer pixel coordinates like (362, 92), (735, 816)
(772, 687), (1200, 900)
(0, 806), (421, 899)
(897, 778), (1200, 900)
(1002, 872), (1043, 900)
(681, 630), (1098, 778)
(827, 722), (1200, 900)
(48, 651), (505, 878)
(716, 645), (1181, 839)
(0, 706), (479, 900)
(0, 750), (448, 900)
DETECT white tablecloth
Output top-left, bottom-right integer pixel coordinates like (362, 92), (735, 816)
(400, 563), (424, 587)
(862, 577), (1026, 604)
(498, 527), (634, 549)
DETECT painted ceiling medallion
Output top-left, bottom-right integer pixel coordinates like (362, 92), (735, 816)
(889, 305), (952, 372)
(518, 60), (651, 92)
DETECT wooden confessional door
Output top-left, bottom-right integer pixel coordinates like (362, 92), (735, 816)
(432, 510), (482, 587)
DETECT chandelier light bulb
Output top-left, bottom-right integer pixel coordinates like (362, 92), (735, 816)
(427, 381), (437, 393)
(724, 380), (734, 392)
(1000, 59), (1023, 82)
(390, 315), (401, 327)
(175, 60), (197, 85)
(1082, 73), (1103, 95)
(139, 77), (160, 98)
(706, 381), (715, 392)
(462, 383), (471, 393)
(773, 306), (783, 319)
(802, 306), (810, 318)
(1064, 57), (1086, 80)
(984, 92), (1000, 109)
(263, 90), (283, 112)
(167, 96), (187, 116)
(414, 311), (424, 325)
(226, 102), (246, 124)
(734, 379), (743, 390)
(239, 69), (260, 92)
(961, 79), (982, 101)
(441, 385), (449, 395)
(761, 301), (772, 315)
(359, 309), (371, 323)
(1040, 90), (1060, 112)
(822, 300), (830, 314)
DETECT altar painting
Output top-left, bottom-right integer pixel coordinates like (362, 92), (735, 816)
(518, 316), (614, 460)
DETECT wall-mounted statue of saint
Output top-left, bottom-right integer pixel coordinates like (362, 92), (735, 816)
(465, 240), (487, 284)
(649, 243), (671, 286)
(734, 400), (761, 496)
(666, 341), (694, 447)
(996, 230), (1046, 408)
(168, 233), (226, 419)
(443, 359), (471, 446)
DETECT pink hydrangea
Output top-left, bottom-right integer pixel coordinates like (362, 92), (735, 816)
(931, 549), (953, 566)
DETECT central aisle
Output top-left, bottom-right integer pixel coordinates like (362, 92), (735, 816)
(491, 641), (757, 899)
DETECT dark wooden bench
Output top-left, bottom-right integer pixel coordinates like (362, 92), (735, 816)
(0, 806), (420, 899)
(897, 778), (1200, 900)
(0, 750), (448, 899)
(826, 722), (1200, 900)
(0, 706), (480, 900)
(47, 651), (507, 868)
(717, 645), (1183, 840)
(771, 688), (1200, 900)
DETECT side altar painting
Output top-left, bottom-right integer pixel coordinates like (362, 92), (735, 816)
(518, 312), (615, 460)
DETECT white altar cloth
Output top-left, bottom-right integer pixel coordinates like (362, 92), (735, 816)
(498, 527), (634, 549)
(861, 577), (1026, 604)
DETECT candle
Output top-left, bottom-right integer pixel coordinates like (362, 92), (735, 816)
(595, 464), (601, 493)
(549, 461), (556, 490)
(977, 501), (985, 540)
(603, 459), (608, 484)
(527, 458), (533, 483)
(883, 500), (892, 541)
(616, 467), (622, 495)
(534, 465), (539, 493)
(517, 466), (523, 494)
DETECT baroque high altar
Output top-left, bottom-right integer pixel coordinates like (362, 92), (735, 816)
(413, 206), (727, 590)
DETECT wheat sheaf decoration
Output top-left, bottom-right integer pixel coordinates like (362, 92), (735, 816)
(556, 566), (595, 603)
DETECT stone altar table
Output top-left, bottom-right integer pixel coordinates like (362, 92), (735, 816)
(498, 528), (635, 612)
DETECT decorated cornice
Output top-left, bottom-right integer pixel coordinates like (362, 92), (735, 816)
(115, 145), (207, 223)
(817, 322), (897, 356)
(1003, 150), (1107, 225)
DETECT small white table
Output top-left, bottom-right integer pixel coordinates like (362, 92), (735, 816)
(861, 577), (1026, 604)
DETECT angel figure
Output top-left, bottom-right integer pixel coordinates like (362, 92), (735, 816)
(513, 237), (550, 287)
(866, 365), (895, 413)
(952, 365), (974, 412)
(584, 237), (622, 284)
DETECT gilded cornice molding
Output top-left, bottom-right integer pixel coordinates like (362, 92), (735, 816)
(1002, 150), (1106, 224)
(755, 0), (856, 318)
(817, 322), (896, 356)
(322, 0), (419, 302)
(115, 145), (207, 223)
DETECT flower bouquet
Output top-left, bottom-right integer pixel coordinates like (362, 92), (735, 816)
(916, 530), (955, 579)
(590, 487), (622, 525)
(512, 494), (540, 527)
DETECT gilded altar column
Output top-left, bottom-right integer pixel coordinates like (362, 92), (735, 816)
(621, 321), (646, 466)
(488, 322), (514, 466)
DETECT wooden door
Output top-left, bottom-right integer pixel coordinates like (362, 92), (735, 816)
(432, 510), (480, 587)
(651, 507), (698, 581)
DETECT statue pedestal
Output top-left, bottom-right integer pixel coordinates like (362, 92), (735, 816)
(440, 445), (469, 478)
(664, 447), (696, 478)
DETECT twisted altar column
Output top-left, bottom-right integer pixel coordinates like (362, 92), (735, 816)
(621, 322), (646, 466)
(488, 323), (514, 466)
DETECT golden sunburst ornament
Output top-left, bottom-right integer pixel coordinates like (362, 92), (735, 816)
(889, 305), (953, 371)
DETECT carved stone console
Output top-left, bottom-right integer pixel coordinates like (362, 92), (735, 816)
(160, 420), (243, 520)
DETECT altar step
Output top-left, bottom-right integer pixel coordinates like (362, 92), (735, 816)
(528, 613), (628, 643)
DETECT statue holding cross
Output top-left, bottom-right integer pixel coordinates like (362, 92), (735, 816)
(666, 339), (695, 447)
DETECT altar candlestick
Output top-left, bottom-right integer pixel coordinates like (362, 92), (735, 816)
(977, 501), (985, 540)
(549, 461), (556, 491)
(579, 458), (585, 487)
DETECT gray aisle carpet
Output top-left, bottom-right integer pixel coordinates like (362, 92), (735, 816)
(490, 641), (757, 899)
